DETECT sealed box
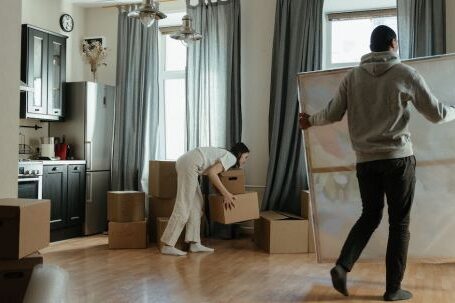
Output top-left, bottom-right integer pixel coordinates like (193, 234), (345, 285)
(209, 192), (259, 224)
(301, 190), (316, 253)
(0, 253), (43, 303)
(108, 221), (147, 249)
(149, 161), (178, 198)
(148, 196), (176, 241)
(156, 217), (188, 251)
(217, 169), (246, 194)
(0, 199), (50, 259)
(108, 191), (145, 222)
(254, 211), (308, 254)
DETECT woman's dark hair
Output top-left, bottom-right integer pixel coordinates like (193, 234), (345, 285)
(230, 142), (250, 168)
(370, 25), (397, 52)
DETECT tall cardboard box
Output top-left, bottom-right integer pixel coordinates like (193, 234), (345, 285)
(0, 199), (50, 259)
(301, 190), (316, 253)
(0, 253), (43, 303)
(217, 169), (246, 194)
(148, 196), (176, 241)
(254, 211), (308, 254)
(108, 191), (145, 222)
(209, 192), (259, 224)
(156, 217), (188, 251)
(149, 161), (178, 198)
(108, 221), (147, 249)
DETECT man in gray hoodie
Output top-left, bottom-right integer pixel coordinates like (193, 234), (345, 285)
(299, 25), (455, 301)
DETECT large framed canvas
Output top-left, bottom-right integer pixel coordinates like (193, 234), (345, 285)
(298, 54), (455, 262)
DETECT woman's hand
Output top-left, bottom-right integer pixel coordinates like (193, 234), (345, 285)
(223, 192), (237, 210)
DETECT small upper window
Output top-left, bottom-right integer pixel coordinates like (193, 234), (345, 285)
(326, 9), (397, 68)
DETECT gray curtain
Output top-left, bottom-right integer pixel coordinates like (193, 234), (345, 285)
(111, 7), (160, 191)
(397, 0), (446, 59)
(262, 0), (324, 214)
(186, 0), (242, 150)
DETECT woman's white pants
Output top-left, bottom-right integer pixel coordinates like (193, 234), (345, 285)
(160, 150), (204, 247)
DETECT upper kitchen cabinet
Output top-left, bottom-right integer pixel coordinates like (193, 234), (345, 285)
(20, 24), (67, 121)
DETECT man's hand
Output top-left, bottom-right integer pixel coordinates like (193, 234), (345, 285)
(299, 112), (312, 130)
(223, 192), (236, 210)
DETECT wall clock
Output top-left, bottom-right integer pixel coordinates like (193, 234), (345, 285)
(60, 14), (74, 32)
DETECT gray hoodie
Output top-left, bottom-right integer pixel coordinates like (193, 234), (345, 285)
(309, 51), (455, 163)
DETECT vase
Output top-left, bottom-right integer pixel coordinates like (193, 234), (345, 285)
(91, 65), (97, 82)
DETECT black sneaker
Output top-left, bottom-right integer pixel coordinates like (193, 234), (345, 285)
(330, 265), (349, 296)
(383, 289), (413, 301)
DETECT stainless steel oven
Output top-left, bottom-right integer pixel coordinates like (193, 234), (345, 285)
(18, 161), (43, 199)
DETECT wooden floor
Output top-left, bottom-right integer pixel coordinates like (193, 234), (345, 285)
(41, 236), (455, 303)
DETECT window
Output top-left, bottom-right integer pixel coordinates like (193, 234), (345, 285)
(325, 9), (398, 69)
(159, 31), (187, 160)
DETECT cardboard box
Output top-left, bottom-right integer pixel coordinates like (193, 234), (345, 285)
(209, 192), (259, 224)
(0, 199), (50, 259)
(156, 217), (188, 251)
(149, 161), (177, 198)
(0, 253), (43, 303)
(301, 190), (316, 253)
(108, 221), (147, 249)
(254, 211), (308, 254)
(148, 196), (176, 241)
(218, 169), (246, 194)
(108, 191), (145, 222)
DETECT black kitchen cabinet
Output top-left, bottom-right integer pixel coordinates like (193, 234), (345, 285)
(43, 164), (86, 241)
(43, 165), (67, 230)
(21, 24), (67, 121)
(67, 165), (85, 227)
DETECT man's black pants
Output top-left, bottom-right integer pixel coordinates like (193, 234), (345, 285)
(336, 156), (416, 292)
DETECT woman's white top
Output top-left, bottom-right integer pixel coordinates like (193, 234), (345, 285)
(196, 147), (237, 172)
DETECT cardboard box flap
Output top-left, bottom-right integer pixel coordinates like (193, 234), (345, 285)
(220, 169), (244, 178)
(276, 211), (305, 220)
(260, 211), (288, 221)
(260, 211), (304, 221)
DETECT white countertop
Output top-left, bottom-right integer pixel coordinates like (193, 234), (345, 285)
(42, 160), (86, 165)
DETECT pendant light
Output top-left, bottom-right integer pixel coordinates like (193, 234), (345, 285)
(128, 0), (167, 27)
(170, 15), (202, 46)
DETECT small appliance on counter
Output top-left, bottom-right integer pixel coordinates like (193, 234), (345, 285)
(54, 136), (70, 160)
(40, 137), (57, 160)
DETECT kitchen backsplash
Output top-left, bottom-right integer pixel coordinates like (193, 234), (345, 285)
(18, 118), (49, 159)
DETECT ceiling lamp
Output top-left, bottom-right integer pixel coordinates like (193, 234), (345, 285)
(170, 15), (202, 46)
(127, 0), (167, 27)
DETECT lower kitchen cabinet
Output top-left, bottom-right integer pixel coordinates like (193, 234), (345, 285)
(43, 164), (85, 241)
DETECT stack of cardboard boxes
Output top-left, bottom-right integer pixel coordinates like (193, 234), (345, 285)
(0, 199), (50, 303)
(253, 190), (316, 254)
(208, 169), (260, 224)
(148, 160), (187, 250)
(107, 191), (147, 249)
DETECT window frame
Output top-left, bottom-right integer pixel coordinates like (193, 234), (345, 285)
(158, 27), (188, 160)
(325, 8), (397, 69)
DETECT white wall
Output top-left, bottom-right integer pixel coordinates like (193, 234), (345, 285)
(0, 0), (21, 198)
(240, 0), (276, 188)
(83, 7), (118, 85)
(447, 0), (455, 53)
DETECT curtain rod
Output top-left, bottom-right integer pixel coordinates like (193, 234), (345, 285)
(102, 0), (175, 9)
(327, 8), (397, 21)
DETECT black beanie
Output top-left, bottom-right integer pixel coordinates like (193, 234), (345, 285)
(370, 25), (397, 52)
